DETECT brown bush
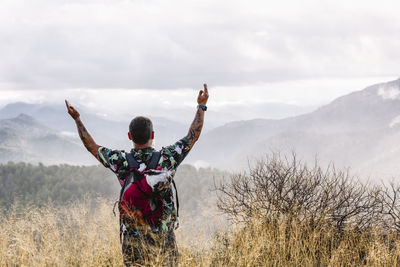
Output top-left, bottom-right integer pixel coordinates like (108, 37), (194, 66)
(216, 154), (394, 232)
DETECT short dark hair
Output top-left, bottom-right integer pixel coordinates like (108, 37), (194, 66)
(129, 116), (153, 145)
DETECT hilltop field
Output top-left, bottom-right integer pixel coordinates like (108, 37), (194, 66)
(2, 157), (400, 266)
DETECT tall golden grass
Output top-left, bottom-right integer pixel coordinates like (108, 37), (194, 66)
(1, 198), (400, 266)
(0, 199), (123, 266)
(206, 217), (400, 266)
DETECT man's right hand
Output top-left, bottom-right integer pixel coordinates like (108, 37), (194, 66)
(197, 83), (209, 105)
(65, 100), (80, 120)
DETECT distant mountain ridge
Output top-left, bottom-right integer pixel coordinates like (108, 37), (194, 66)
(2, 78), (400, 180)
(189, 78), (400, 179)
(0, 102), (188, 151)
(0, 103), (191, 165)
(0, 114), (93, 165)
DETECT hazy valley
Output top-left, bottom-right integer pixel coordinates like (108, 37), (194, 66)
(2, 79), (400, 180)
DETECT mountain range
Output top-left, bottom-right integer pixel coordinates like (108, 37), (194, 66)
(0, 103), (189, 165)
(190, 78), (400, 179)
(1, 78), (400, 180)
(0, 114), (89, 165)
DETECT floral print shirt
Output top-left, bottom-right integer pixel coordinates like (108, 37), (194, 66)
(98, 137), (191, 234)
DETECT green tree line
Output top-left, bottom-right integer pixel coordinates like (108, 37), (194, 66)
(0, 162), (225, 212)
(0, 162), (119, 208)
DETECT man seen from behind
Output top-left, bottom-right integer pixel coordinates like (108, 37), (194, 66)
(65, 84), (209, 266)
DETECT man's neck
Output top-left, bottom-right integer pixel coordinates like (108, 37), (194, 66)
(133, 141), (153, 150)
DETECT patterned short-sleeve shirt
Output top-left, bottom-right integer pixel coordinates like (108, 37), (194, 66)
(98, 137), (191, 233)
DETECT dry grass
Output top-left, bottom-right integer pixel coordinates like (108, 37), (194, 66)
(1, 198), (400, 266)
(202, 217), (400, 267)
(0, 198), (123, 267)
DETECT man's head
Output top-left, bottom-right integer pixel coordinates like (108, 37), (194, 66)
(128, 116), (154, 146)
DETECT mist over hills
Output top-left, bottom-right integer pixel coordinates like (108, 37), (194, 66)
(0, 99), (314, 167)
(0, 114), (90, 165)
(0, 102), (187, 149)
(1, 78), (400, 180)
(191, 78), (400, 179)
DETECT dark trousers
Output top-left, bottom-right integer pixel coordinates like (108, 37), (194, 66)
(122, 230), (178, 266)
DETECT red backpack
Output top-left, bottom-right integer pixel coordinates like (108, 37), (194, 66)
(117, 152), (179, 234)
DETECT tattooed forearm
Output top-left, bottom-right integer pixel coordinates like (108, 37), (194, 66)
(186, 108), (205, 149)
(75, 118), (100, 160)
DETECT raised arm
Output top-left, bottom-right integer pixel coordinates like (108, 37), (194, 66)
(65, 100), (101, 162)
(186, 83), (209, 150)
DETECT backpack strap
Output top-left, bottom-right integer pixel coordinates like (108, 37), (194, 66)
(148, 152), (161, 169)
(120, 152), (138, 202)
(126, 153), (140, 169)
(172, 179), (179, 217)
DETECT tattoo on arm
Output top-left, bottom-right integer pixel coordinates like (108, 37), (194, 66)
(75, 118), (101, 161)
(186, 108), (205, 149)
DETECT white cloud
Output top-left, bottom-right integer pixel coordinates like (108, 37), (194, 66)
(378, 86), (400, 100)
(389, 115), (400, 128)
(0, 0), (399, 91)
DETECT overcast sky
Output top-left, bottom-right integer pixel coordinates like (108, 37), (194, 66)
(0, 0), (399, 121)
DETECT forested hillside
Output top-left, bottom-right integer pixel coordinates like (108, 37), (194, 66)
(0, 162), (226, 218)
(0, 162), (116, 207)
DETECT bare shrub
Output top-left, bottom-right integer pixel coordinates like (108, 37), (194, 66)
(381, 183), (400, 232)
(216, 153), (383, 232)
